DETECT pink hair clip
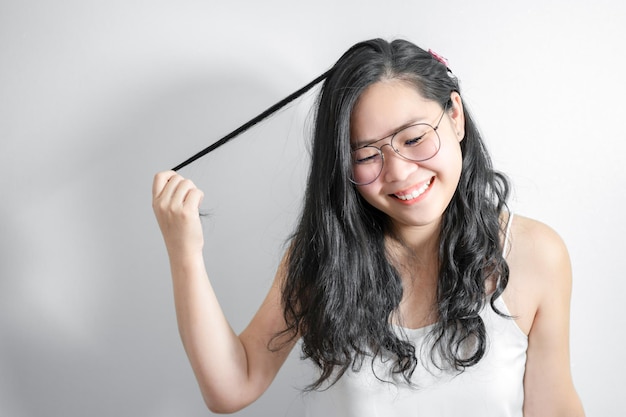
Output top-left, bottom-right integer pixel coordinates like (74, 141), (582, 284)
(428, 49), (449, 68)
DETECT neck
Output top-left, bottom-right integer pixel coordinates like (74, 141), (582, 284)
(385, 220), (441, 328)
(389, 219), (441, 257)
(385, 219), (441, 286)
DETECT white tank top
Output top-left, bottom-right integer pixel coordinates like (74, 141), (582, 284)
(304, 215), (527, 417)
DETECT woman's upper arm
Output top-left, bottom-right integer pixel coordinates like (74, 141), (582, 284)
(196, 251), (298, 413)
(519, 220), (585, 417)
(237, 252), (300, 404)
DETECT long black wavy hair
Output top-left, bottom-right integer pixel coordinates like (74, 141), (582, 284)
(278, 38), (510, 390)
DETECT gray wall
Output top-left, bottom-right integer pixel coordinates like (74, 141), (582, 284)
(1, 1), (624, 416)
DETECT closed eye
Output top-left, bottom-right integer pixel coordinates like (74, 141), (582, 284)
(404, 134), (426, 146)
(354, 152), (382, 164)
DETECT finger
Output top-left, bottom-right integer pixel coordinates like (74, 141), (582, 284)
(171, 178), (198, 208)
(158, 174), (187, 205)
(152, 170), (178, 199)
(184, 187), (204, 210)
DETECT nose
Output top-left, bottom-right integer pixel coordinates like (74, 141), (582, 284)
(381, 144), (418, 182)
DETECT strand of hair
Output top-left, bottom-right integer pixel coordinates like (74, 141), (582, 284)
(171, 69), (333, 171)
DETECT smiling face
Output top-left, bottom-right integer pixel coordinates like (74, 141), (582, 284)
(350, 79), (465, 235)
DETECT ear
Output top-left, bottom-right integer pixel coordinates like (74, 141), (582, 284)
(449, 92), (465, 142)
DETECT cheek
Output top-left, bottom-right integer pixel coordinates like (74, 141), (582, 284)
(450, 148), (463, 174)
(355, 184), (373, 200)
(447, 151), (464, 192)
(355, 184), (382, 207)
(439, 141), (463, 176)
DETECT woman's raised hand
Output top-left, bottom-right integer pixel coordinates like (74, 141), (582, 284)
(151, 172), (299, 413)
(152, 171), (205, 257)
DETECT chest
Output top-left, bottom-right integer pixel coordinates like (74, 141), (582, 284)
(395, 274), (498, 330)
(394, 277), (437, 329)
(306, 299), (528, 417)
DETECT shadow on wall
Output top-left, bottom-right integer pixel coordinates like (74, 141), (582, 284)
(0, 68), (313, 416)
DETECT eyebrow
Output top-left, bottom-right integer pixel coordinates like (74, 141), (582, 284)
(351, 117), (427, 149)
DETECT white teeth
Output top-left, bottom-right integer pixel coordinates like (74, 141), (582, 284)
(395, 180), (431, 201)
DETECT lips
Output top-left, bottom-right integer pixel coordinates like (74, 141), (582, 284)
(392, 178), (433, 201)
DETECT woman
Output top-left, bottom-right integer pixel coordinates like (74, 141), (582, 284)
(152, 38), (584, 416)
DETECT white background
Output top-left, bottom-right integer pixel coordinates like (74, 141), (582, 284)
(1, 1), (624, 416)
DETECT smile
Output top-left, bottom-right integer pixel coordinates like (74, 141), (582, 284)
(393, 178), (433, 201)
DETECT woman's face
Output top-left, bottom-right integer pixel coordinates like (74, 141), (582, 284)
(350, 79), (465, 233)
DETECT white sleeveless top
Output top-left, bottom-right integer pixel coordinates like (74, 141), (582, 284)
(304, 215), (527, 417)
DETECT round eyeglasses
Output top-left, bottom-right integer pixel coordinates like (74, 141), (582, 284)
(350, 105), (448, 185)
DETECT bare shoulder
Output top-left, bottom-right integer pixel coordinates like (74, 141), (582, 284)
(507, 215), (585, 415)
(503, 214), (573, 334)
(508, 215), (571, 280)
(509, 215), (569, 269)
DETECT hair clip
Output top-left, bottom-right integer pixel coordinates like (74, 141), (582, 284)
(428, 49), (449, 68)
